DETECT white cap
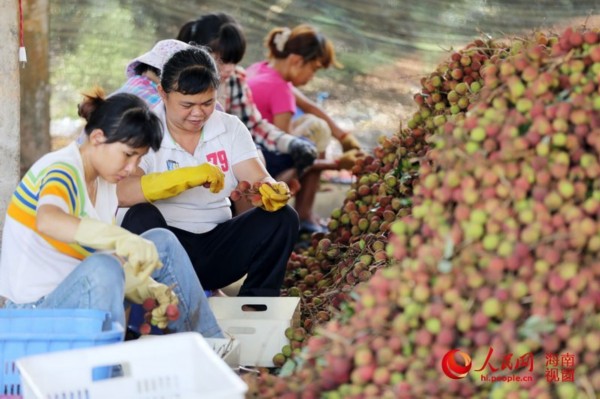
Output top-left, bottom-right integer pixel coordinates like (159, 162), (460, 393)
(125, 39), (191, 78)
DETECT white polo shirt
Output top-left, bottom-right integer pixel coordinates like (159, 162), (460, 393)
(139, 104), (258, 233)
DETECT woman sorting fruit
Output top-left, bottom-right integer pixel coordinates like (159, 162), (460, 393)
(246, 24), (363, 234)
(0, 88), (223, 338)
(118, 46), (299, 297)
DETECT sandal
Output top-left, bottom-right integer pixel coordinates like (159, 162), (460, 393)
(299, 219), (328, 235)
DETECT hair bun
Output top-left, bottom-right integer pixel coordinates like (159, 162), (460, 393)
(77, 86), (106, 121)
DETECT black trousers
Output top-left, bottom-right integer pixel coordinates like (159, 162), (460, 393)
(121, 203), (299, 296)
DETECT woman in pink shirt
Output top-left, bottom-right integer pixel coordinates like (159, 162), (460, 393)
(246, 25), (362, 234)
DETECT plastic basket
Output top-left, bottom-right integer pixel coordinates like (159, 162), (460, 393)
(0, 309), (123, 397)
(16, 332), (248, 399)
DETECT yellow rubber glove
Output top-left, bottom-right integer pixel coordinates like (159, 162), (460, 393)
(141, 164), (225, 202)
(124, 262), (179, 329)
(337, 149), (363, 170)
(259, 182), (291, 212)
(340, 133), (361, 152)
(74, 218), (162, 276)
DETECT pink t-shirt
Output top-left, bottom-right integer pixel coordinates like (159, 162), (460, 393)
(246, 61), (296, 123)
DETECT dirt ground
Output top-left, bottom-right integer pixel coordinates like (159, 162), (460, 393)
(311, 181), (350, 220)
(303, 58), (422, 152)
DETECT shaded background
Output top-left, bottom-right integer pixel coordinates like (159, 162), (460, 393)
(23, 0), (600, 169)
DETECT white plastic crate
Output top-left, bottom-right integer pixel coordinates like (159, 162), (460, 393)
(139, 335), (242, 369)
(16, 332), (247, 399)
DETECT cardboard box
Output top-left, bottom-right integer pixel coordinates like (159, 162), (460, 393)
(208, 297), (301, 367)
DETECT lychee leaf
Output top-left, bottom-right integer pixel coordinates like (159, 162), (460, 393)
(279, 356), (303, 377)
(443, 235), (455, 259)
(518, 315), (556, 341)
(438, 259), (453, 273)
(400, 198), (412, 207)
(556, 89), (570, 101)
(518, 122), (532, 136)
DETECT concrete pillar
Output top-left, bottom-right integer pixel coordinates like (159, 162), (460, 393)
(0, 1), (21, 241)
(20, 0), (50, 175)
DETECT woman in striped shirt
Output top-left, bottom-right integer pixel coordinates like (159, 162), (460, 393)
(0, 88), (222, 338)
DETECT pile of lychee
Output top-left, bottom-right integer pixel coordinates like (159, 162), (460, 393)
(273, 35), (519, 357)
(387, 26), (600, 396)
(243, 26), (600, 398)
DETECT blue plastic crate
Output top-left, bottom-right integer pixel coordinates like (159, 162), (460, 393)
(0, 309), (123, 397)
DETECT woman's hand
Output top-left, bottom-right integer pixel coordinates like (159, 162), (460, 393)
(339, 133), (362, 152)
(140, 164), (225, 202)
(74, 218), (162, 276)
(259, 181), (291, 212)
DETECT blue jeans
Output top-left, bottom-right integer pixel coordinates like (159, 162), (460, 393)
(4, 228), (223, 338)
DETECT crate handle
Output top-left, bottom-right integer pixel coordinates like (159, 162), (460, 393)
(91, 363), (128, 381)
(240, 304), (267, 312)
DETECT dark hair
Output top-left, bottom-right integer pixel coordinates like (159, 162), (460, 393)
(78, 87), (162, 151)
(176, 13), (246, 64)
(265, 24), (340, 68)
(133, 63), (160, 77)
(161, 47), (220, 95)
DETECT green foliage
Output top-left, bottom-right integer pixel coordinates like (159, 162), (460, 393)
(49, 0), (597, 120)
(337, 50), (394, 75)
(50, 3), (156, 119)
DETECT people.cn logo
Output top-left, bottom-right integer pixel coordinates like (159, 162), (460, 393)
(441, 349), (472, 379)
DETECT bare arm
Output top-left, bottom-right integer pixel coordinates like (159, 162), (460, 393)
(273, 112), (294, 134)
(36, 204), (82, 243)
(117, 167), (147, 207)
(293, 87), (348, 140)
(233, 157), (275, 185)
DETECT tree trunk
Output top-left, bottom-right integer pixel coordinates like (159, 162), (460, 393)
(0, 0), (21, 243)
(20, 0), (50, 176)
